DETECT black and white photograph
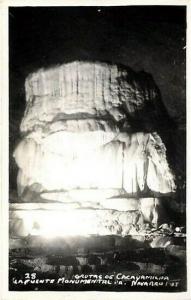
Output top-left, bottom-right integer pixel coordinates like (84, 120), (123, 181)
(2, 1), (189, 297)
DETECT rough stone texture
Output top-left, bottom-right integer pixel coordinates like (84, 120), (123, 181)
(21, 61), (167, 134)
(13, 62), (176, 199)
(14, 131), (176, 196)
(12, 61), (177, 235)
(10, 197), (173, 237)
(9, 205), (144, 237)
(9, 198), (139, 211)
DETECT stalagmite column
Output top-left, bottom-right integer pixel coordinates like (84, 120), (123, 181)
(11, 61), (176, 237)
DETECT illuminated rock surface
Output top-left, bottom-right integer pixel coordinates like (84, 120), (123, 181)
(9, 203), (144, 237)
(21, 61), (168, 134)
(13, 61), (176, 235)
(14, 131), (175, 196)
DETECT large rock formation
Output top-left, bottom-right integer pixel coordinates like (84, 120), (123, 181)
(21, 61), (169, 133)
(14, 131), (175, 196)
(12, 61), (176, 237)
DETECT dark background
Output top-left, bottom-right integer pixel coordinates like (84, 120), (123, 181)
(9, 6), (186, 199)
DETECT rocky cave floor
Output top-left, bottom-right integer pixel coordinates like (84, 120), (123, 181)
(9, 224), (186, 292)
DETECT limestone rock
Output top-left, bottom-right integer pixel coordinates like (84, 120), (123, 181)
(14, 131), (176, 196)
(9, 205), (144, 237)
(21, 61), (167, 134)
(14, 61), (176, 198)
(12, 61), (176, 238)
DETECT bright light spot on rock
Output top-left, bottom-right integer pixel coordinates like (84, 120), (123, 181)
(175, 227), (181, 232)
(23, 210), (100, 237)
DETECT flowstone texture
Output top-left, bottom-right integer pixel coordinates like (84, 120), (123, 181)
(14, 131), (175, 196)
(12, 61), (176, 236)
(21, 61), (169, 134)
